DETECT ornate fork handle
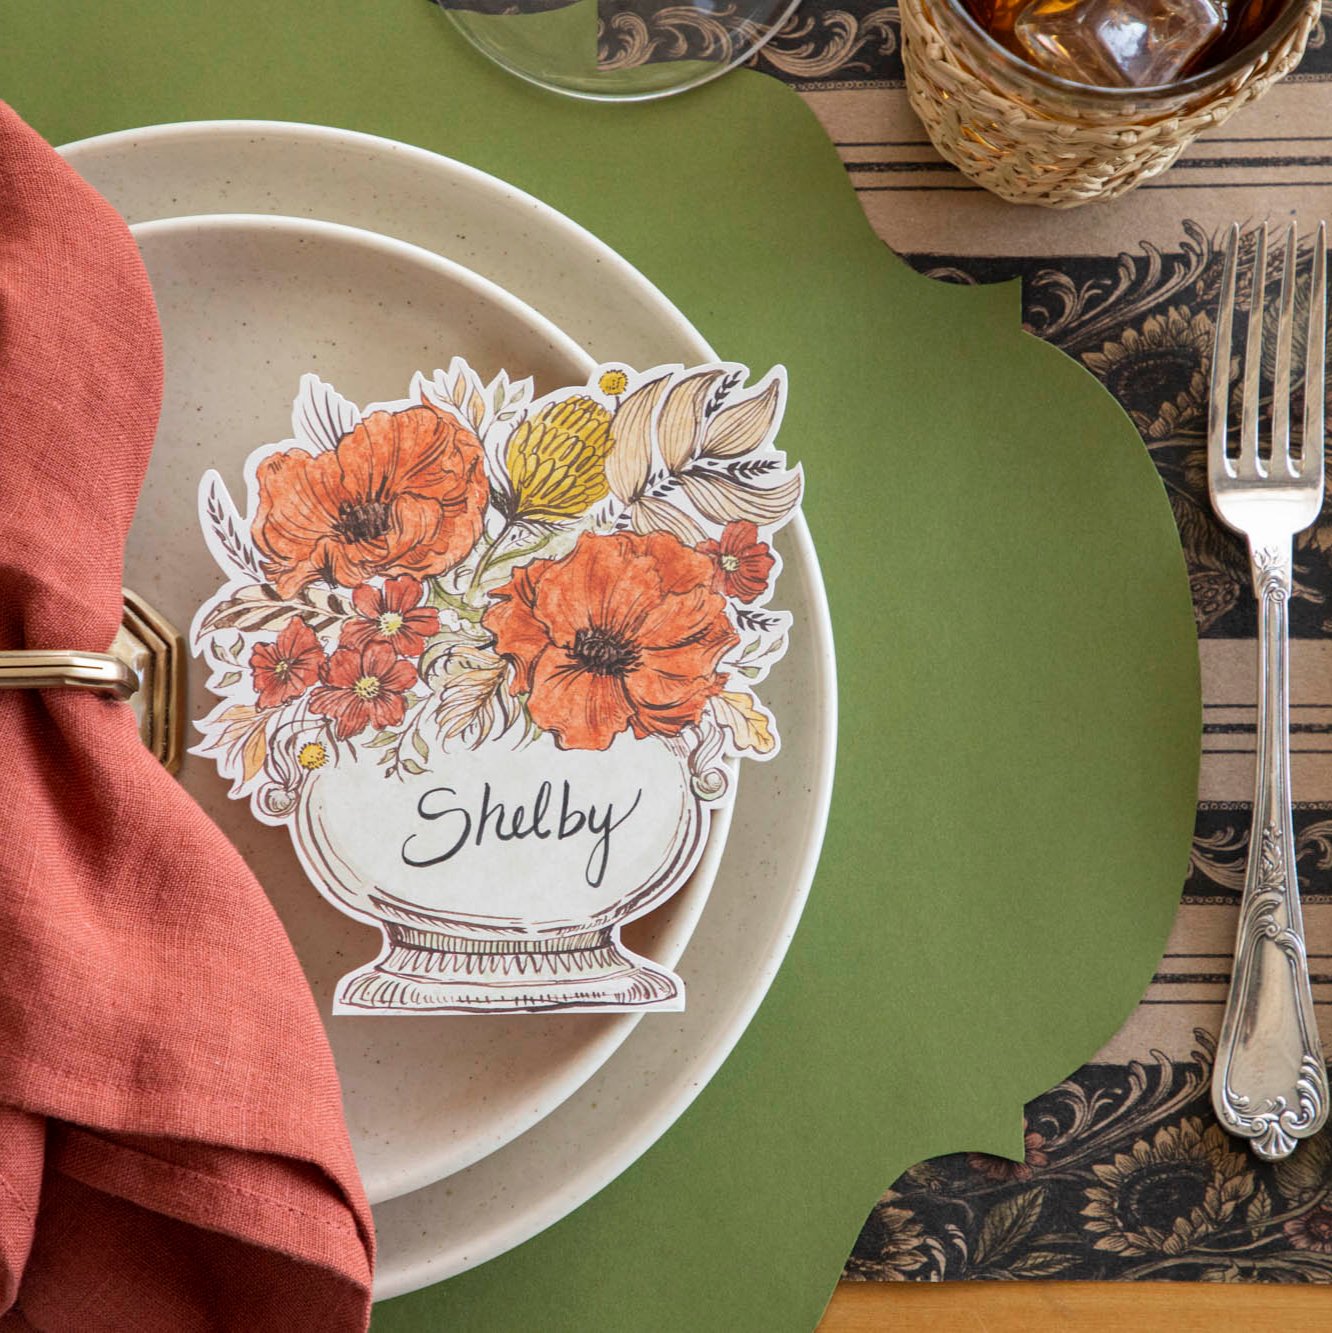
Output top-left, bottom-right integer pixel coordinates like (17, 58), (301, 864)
(1212, 540), (1329, 1160)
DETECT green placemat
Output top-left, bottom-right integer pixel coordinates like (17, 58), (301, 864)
(3, 4), (1200, 1328)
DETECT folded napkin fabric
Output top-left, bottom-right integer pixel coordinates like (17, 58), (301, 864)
(0, 103), (374, 1331)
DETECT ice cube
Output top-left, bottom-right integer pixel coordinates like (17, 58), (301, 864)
(1013, 0), (1224, 86)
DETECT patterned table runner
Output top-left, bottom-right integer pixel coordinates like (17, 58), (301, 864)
(715, 0), (1332, 1283)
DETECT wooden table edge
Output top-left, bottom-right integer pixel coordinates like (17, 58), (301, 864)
(818, 1278), (1332, 1329)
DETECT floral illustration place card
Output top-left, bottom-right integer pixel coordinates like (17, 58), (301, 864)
(191, 361), (802, 1014)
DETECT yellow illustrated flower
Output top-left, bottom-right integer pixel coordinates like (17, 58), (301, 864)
(598, 369), (628, 397)
(298, 741), (329, 770)
(505, 396), (613, 521)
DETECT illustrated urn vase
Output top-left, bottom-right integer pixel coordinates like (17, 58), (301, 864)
(291, 730), (710, 1013)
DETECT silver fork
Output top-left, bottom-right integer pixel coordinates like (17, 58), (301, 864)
(1208, 220), (1329, 1161)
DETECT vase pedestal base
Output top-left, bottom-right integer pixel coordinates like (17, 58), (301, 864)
(335, 923), (684, 1014)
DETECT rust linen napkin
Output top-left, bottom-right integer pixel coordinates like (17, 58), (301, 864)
(0, 104), (374, 1331)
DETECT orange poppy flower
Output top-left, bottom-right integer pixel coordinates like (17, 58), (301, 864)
(250, 615), (324, 710)
(253, 404), (489, 597)
(696, 521), (775, 604)
(308, 641), (420, 739)
(483, 531), (739, 751)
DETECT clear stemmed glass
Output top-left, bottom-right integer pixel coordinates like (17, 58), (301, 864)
(436, 0), (801, 101)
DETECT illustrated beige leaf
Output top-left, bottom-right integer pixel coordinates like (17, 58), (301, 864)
(218, 704), (259, 724)
(657, 370), (723, 473)
(711, 690), (776, 755)
(700, 378), (782, 458)
(1274, 1132), (1331, 1203)
(451, 372), (468, 407)
(432, 647), (522, 747)
(680, 468), (802, 527)
(466, 386), (486, 430)
(1246, 1183), (1272, 1238)
(973, 1188), (1046, 1268)
(301, 584), (360, 619)
(418, 621), (494, 684)
(604, 374), (670, 503)
(630, 496), (707, 547)
(293, 375), (361, 454)
(200, 583), (353, 635)
(1005, 1251), (1075, 1279)
(241, 724), (268, 784)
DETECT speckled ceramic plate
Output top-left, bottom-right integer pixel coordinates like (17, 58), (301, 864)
(125, 211), (735, 1207)
(64, 123), (835, 1293)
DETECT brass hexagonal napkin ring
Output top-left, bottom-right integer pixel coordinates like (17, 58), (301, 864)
(0, 589), (185, 774)
(0, 649), (137, 698)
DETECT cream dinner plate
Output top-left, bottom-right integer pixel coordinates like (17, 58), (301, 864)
(67, 123), (836, 1293)
(126, 212), (736, 1208)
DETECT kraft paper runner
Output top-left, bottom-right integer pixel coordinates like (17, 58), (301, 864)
(0, 2), (1200, 1327)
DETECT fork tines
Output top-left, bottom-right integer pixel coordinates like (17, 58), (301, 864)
(1208, 219), (1326, 488)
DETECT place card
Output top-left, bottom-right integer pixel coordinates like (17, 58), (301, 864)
(191, 360), (801, 1013)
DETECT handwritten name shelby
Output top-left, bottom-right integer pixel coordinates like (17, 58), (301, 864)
(400, 781), (643, 889)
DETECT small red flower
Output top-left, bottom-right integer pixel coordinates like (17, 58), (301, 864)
(340, 576), (441, 657)
(249, 615), (324, 710)
(696, 521), (775, 604)
(309, 641), (420, 739)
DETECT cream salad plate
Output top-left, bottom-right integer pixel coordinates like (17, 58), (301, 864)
(68, 123), (836, 1294)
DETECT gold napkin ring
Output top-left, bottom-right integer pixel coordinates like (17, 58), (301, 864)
(0, 649), (138, 701)
(114, 590), (186, 773)
(0, 591), (185, 773)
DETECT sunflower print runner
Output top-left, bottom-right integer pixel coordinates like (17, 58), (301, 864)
(576, 0), (1332, 1285)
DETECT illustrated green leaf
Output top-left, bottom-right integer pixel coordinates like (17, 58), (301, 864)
(973, 1188), (1046, 1268)
(217, 670), (242, 689)
(365, 730), (399, 749)
(412, 730), (430, 762)
(401, 758), (427, 776)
